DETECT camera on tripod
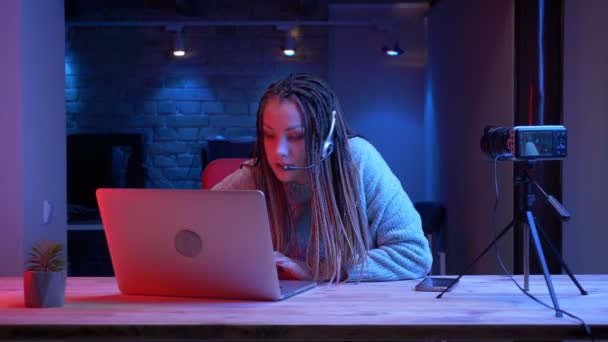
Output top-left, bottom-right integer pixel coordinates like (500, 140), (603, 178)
(442, 124), (586, 317)
(480, 125), (567, 161)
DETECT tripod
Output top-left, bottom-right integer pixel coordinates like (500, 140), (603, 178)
(437, 162), (587, 317)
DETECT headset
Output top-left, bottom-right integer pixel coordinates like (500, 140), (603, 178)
(282, 110), (336, 171)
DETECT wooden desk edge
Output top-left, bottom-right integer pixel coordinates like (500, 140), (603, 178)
(1, 324), (604, 341)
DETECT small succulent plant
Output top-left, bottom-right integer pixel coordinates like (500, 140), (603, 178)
(25, 240), (66, 272)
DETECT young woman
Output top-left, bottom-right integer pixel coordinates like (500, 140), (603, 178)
(213, 73), (432, 282)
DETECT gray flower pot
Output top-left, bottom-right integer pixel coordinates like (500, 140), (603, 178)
(23, 270), (66, 308)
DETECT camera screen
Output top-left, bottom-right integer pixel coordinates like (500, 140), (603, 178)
(517, 131), (555, 157)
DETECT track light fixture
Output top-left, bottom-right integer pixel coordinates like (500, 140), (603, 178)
(281, 28), (297, 57)
(165, 25), (186, 57)
(68, 21), (415, 58)
(172, 27), (185, 57)
(382, 41), (404, 56)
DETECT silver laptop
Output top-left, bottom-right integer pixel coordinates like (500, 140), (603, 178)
(96, 188), (316, 301)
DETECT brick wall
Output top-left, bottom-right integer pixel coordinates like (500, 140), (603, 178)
(66, 24), (327, 189)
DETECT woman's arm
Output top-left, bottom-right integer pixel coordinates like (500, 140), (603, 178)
(346, 138), (432, 281)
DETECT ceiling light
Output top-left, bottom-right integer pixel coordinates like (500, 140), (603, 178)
(382, 42), (404, 56)
(282, 30), (296, 57)
(172, 27), (185, 57)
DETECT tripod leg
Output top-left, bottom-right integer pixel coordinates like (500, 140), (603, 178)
(526, 211), (563, 317)
(534, 220), (588, 295)
(436, 220), (515, 299)
(523, 220), (530, 291)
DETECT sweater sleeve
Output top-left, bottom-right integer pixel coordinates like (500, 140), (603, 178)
(346, 138), (432, 281)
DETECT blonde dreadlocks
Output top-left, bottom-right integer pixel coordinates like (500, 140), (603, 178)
(252, 73), (369, 282)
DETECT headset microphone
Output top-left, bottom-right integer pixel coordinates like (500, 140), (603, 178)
(282, 152), (331, 170)
(283, 110), (336, 171)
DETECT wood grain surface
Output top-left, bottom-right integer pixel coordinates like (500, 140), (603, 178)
(0, 275), (606, 340)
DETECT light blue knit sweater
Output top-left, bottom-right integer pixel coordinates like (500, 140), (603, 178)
(212, 137), (432, 281)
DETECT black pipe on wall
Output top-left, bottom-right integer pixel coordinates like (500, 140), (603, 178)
(513, 0), (564, 274)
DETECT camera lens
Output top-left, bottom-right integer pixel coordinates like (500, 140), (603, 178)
(480, 126), (511, 159)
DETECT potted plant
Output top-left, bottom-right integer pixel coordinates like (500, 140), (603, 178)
(23, 239), (67, 308)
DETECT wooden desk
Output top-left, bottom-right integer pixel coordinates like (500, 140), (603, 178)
(0, 275), (606, 341)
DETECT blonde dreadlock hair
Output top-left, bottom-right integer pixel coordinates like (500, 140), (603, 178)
(253, 73), (369, 282)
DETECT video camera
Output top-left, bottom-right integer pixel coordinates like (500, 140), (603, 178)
(480, 125), (567, 161)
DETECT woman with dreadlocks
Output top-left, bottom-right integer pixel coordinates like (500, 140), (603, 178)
(213, 73), (432, 282)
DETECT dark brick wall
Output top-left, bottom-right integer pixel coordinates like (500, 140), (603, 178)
(65, 1), (328, 189)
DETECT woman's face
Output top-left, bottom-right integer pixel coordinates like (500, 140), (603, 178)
(262, 97), (309, 184)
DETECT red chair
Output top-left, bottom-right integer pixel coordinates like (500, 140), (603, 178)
(201, 158), (249, 189)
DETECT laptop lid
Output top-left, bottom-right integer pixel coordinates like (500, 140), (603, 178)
(96, 188), (315, 301)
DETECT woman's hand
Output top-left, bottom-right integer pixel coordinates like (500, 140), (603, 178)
(273, 251), (313, 281)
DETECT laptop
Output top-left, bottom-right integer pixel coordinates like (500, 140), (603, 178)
(96, 188), (317, 301)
